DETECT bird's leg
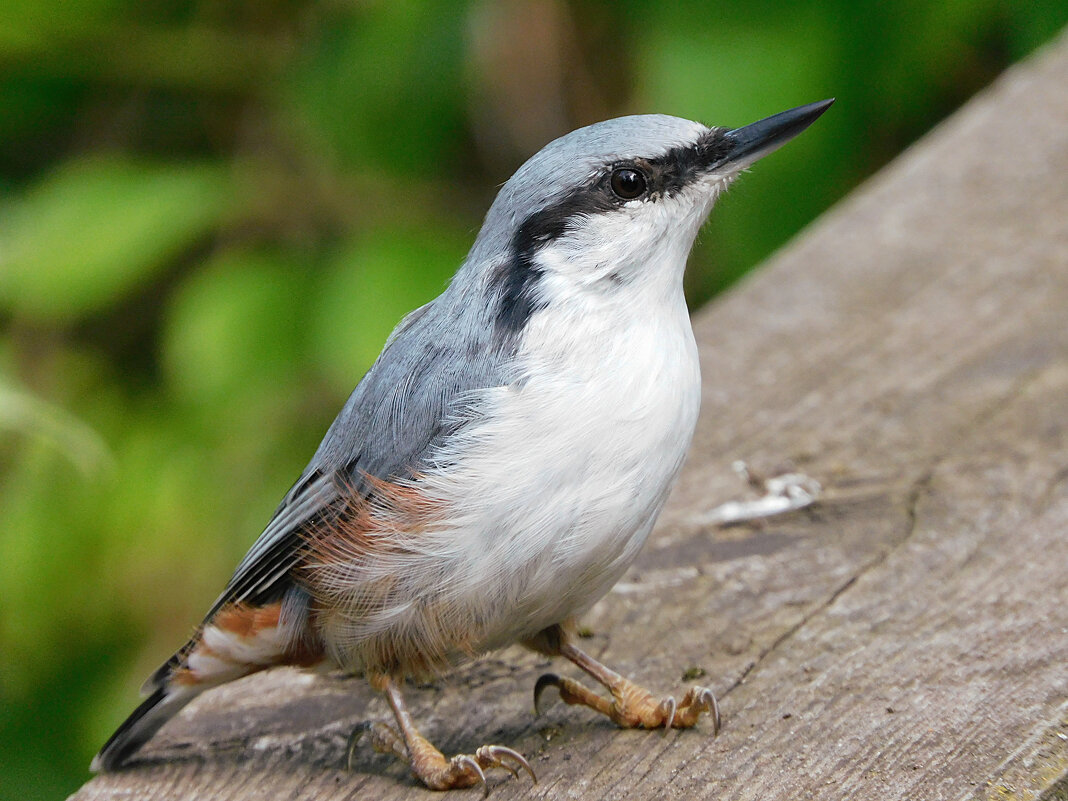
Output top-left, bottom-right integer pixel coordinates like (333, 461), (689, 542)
(360, 674), (535, 794)
(533, 635), (720, 733)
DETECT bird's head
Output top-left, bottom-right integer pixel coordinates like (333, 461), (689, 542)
(466, 100), (833, 332)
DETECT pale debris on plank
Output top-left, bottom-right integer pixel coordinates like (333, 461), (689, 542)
(690, 461), (821, 527)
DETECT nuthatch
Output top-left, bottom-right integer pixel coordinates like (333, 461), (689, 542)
(94, 99), (833, 792)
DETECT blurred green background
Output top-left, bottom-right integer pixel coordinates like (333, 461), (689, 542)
(1, 1), (1065, 798)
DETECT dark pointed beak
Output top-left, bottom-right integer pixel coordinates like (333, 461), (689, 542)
(720, 98), (834, 169)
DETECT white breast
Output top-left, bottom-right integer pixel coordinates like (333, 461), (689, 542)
(419, 270), (702, 650)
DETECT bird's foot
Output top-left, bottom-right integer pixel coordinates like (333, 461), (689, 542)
(535, 672), (720, 731)
(351, 721), (535, 794)
(362, 673), (536, 793)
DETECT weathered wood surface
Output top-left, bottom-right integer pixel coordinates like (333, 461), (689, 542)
(73, 30), (1068, 801)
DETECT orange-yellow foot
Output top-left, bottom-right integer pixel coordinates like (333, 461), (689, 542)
(533, 640), (721, 732)
(353, 722), (535, 795)
(361, 674), (536, 794)
(535, 674), (720, 731)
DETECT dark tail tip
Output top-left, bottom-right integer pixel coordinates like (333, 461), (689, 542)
(91, 685), (196, 772)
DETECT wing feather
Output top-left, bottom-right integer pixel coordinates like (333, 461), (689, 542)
(199, 275), (510, 627)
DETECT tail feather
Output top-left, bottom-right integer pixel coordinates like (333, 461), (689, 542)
(91, 684), (201, 772)
(92, 593), (321, 772)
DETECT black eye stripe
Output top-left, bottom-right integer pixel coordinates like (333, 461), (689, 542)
(496, 128), (735, 338)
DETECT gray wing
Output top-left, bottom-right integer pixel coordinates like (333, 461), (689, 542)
(203, 275), (510, 620)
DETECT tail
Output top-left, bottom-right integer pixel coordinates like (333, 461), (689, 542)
(91, 684), (202, 772)
(91, 593), (322, 772)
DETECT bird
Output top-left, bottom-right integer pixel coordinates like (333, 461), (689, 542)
(92, 98), (833, 793)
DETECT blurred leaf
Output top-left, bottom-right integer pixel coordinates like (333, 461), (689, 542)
(1008, 0), (1068, 57)
(0, 0), (126, 57)
(311, 224), (466, 391)
(634, 7), (832, 124)
(0, 0), (286, 92)
(0, 377), (113, 475)
(0, 78), (84, 167)
(0, 157), (232, 321)
(161, 248), (309, 405)
(285, 1), (467, 174)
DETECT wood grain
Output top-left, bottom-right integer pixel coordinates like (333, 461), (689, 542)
(72, 28), (1068, 801)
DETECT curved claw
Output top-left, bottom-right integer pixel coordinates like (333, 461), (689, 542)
(702, 688), (722, 735)
(345, 722), (369, 771)
(660, 695), (677, 731)
(478, 744), (537, 784)
(454, 754), (488, 797)
(674, 685), (721, 733)
(534, 673), (562, 715)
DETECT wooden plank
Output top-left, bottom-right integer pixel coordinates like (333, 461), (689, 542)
(72, 28), (1068, 801)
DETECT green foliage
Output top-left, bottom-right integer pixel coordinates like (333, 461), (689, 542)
(0, 3), (1064, 799)
(1, 158), (232, 320)
(285, 2), (469, 174)
(162, 248), (310, 404)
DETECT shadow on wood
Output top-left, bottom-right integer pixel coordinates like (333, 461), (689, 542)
(74, 28), (1068, 801)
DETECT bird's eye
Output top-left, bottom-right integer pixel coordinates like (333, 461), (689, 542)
(610, 168), (647, 200)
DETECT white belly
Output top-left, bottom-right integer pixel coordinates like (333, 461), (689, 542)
(423, 289), (702, 650)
